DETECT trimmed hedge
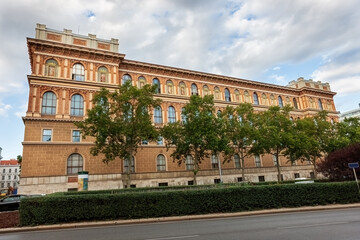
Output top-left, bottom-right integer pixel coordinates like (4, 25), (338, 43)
(50, 181), (296, 197)
(20, 182), (360, 226)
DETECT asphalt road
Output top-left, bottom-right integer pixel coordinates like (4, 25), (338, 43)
(1, 208), (360, 240)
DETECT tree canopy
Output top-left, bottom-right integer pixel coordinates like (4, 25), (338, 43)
(161, 95), (232, 184)
(75, 82), (161, 187)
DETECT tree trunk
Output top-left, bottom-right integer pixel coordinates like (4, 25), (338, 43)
(312, 157), (318, 179)
(240, 150), (245, 182)
(275, 152), (282, 183)
(193, 150), (199, 185)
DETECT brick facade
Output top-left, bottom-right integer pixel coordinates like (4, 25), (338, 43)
(19, 24), (338, 194)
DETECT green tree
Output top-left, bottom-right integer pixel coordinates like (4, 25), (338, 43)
(288, 117), (322, 178)
(75, 82), (161, 187)
(223, 103), (256, 182)
(335, 117), (360, 148)
(161, 95), (231, 184)
(252, 105), (294, 182)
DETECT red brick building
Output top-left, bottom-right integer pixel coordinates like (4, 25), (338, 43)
(19, 24), (339, 194)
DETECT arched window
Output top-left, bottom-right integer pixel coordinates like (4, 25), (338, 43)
(157, 154), (166, 171)
(138, 76), (146, 88)
(318, 99), (323, 110)
(262, 93), (268, 105)
(217, 110), (222, 117)
(168, 106), (176, 123)
(154, 106), (163, 124)
(72, 63), (85, 81)
(98, 66), (108, 83)
(67, 153), (83, 175)
(293, 98), (298, 109)
(309, 97), (314, 108)
(234, 90), (240, 102)
(45, 59), (58, 77)
(234, 154), (240, 168)
(253, 92), (259, 105)
(244, 91), (250, 103)
(278, 96), (283, 108)
(214, 87), (221, 100)
(166, 80), (174, 94)
(285, 97), (290, 105)
(71, 94), (84, 116)
(152, 78), (160, 93)
(203, 85), (210, 96)
(42, 91), (56, 115)
(122, 74), (132, 85)
(124, 156), (135, 173)
(181, 107), (187, 123)
(191, 83), (198, 96)
(179, 82), (186, 95)
(186, 155), (194, 170)
(225, 88), (231, 102)
(290, 116), (294, 121)
(270, 94), (275, 105)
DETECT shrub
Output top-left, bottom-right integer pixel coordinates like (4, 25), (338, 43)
(20, 182), (360, 226)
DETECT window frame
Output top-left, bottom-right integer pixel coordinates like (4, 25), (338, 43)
(67, 153), (83, 175)
(72, 130), (81, 142)
(168, 106), (176, 123)
(156, 154), (166, 172)
(72, 63), (85, 81)
(41, 91), (57, 115)
(154, 106), (163, 124)
(98, 66), (108, 83)
(225, 88), (231, 102)
(42, 129), (52, 142)
(70, 94), (84, 116)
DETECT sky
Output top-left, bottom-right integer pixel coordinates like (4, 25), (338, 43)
(0, 0), (360, 160)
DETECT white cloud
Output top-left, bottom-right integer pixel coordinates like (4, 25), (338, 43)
(0, 102), (12, 117)
(273, 66), (280, 71)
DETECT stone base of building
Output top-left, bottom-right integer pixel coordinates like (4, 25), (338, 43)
(18, 166), (317, 194)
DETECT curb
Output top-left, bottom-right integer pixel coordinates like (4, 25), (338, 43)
(1, 203), (360, 234)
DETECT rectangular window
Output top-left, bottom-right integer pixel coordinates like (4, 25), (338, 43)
(186, 155), (194, 170)
(273, 155), (278, 166)
(72, 130), (81, 142)
(158, 182), (168, 187)
(42, 129), (52, 142)
(8, 176), (11, 180)
(157, 136), (163, 145)
(1, 176), (4, 180)
(15, 169), (17, 173)
(14, 175), (16, 180)
(188, 181), (194, 186)
(1, 183), (4, 188)
(237, 177), (243, 182)
(294, 173), (300, 179)
(255, 155), (261, 167)
(258, 176), (265, 182)
(9, 169), (11, 173)
(214, 179), (221, 184)
(211, 155), (219, 169)
(310, 172), (315, 179)
(2, 169), (4, 173)
(130, 184), (136, 188)
(7, 183), (10, 187)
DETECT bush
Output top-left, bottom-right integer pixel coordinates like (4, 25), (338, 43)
(20, 182), (360, 226)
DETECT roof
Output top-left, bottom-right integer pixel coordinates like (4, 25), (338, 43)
(0, 160), (19, 166)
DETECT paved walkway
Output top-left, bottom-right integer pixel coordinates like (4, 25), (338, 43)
(1, 203), (360, 234)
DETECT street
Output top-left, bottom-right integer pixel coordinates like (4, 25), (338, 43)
(1, 208), (360, 240)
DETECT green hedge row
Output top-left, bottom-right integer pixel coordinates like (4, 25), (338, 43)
(20, 182), (360, 226)
(51, 181), (296, 197)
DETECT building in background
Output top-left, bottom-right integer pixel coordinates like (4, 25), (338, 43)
(20, 24), (339, 194)
(0, 159), (20, 189)
(340, 104), (360, 121)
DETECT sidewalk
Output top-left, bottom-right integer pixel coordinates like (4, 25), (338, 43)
(1, 203), (360, 234)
